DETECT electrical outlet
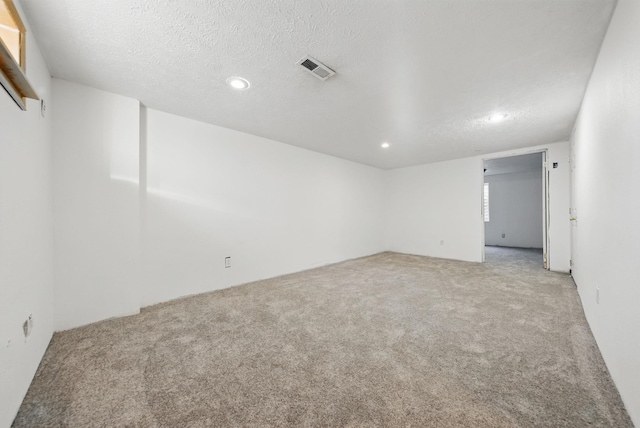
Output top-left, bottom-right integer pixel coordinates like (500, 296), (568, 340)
(502, 233), (506, 238)
(596, 288), (600, 304)
(225, 256), (231, 268)
(40, 99), (46, 118)
(439, 240), (444, 246)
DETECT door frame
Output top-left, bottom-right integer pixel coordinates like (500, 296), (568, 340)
(480, 149), (549, 269)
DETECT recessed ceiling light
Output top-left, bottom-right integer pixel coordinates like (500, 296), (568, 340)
(381, 142), (390, 148)
(488, 113), (507, 122)
(226, 77), (250, 90)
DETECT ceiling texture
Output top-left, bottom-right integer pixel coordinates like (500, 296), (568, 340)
(21, 0), (616, 169)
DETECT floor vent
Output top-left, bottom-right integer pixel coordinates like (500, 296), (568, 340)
(297, 56), (335, 81)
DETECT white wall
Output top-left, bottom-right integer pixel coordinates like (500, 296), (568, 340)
(49, 87), (386, 326)
(570, 0), (640, 423)
(0, 1), (54, 425)
(143, 109), (386, 305)
(386, 141), (570, 272)
(386, 156), (482, 262)
(485, 169), (543, 248)
(52, 79), (141, 331)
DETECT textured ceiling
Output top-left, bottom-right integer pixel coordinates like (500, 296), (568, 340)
(21, 0), (615, 169)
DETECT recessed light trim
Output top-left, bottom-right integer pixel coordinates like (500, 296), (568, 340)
(488, 113), (507, 123)
(226, 76), (250, 90)
(381, 142), (390, 148)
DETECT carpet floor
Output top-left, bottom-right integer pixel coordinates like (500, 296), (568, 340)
(14, 248), (632, 427)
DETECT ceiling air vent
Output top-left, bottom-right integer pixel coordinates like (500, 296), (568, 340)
(297, 56), (336, 81)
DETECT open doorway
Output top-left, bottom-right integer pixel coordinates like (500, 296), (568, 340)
(482, 152), (548, 269)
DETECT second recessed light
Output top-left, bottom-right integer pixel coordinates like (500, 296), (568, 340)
(381, 142), (390, 148)
(488, 113), (507, 122)
(226, 76), (250, 90)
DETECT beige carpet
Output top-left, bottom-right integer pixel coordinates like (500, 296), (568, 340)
(14, 248), (632, 427)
